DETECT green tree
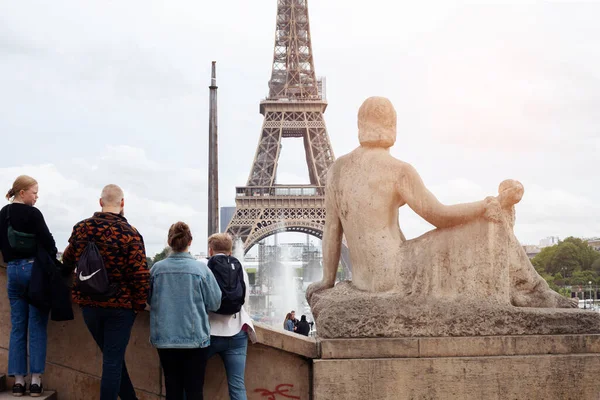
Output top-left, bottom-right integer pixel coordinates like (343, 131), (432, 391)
(548, 242), (581, 276)
(531, 246), (558, 271)
(592, 258), (600, 274)
(561, 237), (600, 270)
(153, 247), (170, 264)
(569, 270), (596, 286)
(531, 237), (600, 276)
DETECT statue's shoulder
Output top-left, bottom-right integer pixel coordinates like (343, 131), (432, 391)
(389, 157), (417, 176)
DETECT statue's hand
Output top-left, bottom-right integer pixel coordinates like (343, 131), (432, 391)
(484, 196), (503, 223)
(306, 280), (334, 303)
(497, 179), (524, 208)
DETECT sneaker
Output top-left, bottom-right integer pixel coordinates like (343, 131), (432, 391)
(12, 383), (26, 397)
(29, 383), (43, 397)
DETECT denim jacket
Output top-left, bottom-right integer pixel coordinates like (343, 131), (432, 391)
(149, 252), (221, 348)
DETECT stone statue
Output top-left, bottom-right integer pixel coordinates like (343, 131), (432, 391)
(306, 97), (596, 338)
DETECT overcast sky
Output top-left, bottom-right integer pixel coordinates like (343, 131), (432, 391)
(1, 1), (598, 256)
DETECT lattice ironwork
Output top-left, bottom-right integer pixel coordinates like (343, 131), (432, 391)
(268, 0), (319, 100)
(226, 0), (335, 253)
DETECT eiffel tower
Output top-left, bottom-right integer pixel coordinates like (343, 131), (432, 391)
(226, 0), (335, 253)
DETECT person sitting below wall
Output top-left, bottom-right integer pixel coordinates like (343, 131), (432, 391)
(295, 315), (311, 337)
(207, 233), (257, 400)
(0, 175), (58, 397)
(149, 222), (222, 400)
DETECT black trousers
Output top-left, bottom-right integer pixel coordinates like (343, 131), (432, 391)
(157, 347), (209, 400)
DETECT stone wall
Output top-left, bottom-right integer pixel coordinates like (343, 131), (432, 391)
(0, 266), (318, 399)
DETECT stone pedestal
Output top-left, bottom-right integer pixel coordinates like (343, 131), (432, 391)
(314, 334), (600, 399)
(310, 281), (600, 338)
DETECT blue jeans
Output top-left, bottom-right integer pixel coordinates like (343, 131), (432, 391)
(7, 259), (50, 376)
(82, 307), (138, 400)
(207, 330), (248, 400)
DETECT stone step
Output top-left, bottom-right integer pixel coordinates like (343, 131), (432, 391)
(0, 391), (57, 400)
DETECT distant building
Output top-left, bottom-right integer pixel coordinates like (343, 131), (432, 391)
(539, 236), (560, 248)
(220, 206), (236, 233)
(522, 245), (541, 259)
(587, 238), (600, 252)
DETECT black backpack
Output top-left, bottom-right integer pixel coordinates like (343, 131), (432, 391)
(75, 222), (118, 298)
(207, 255), (246, 315)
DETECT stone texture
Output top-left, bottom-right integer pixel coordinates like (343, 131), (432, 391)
(321, 334), (600, 359)
(314, 354), (600, 400)
(419, 333), (600, 358)
(311, 281), (600, 338)
(320, 337), (419, 359)
(206, 343), (311, 400)
(254, 323), (319, 358)
(306, 97), (591, 338)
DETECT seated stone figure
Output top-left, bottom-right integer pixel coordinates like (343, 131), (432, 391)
(307, 96), (575, 312)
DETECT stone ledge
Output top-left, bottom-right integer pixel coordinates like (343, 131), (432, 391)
(320, 333), (600, 359)
(254, 322), (319, 359)
(313, 354), (600, 400)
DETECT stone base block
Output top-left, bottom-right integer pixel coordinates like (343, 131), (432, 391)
(310, 281), (600, 338)
(314, 335), (600, 399)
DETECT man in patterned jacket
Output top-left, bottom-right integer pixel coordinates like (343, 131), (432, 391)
(63, 184), (149, 400)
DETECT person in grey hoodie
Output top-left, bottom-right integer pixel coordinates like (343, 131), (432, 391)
(149, 222), (221, 400)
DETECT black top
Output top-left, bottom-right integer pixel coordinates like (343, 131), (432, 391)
(0, 203), (57, 262)
(296, 320), (310, 336)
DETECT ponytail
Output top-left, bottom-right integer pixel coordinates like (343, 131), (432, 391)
(6, 175), (37, 201)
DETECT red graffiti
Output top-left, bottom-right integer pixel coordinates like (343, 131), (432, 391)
(254, 383), (301, 399)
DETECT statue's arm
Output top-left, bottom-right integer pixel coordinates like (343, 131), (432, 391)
(399, 163), (487, 229)
(321, 188), (342, 287)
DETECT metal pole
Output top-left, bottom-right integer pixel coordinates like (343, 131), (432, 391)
(208, 61), (219, 236)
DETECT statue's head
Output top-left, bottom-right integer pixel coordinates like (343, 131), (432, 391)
(358, 97), (397, 148)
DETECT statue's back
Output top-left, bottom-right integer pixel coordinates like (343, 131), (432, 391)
(328, 146), (404, 291)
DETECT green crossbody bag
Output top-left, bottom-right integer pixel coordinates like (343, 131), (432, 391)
(6, 205), (37, 252)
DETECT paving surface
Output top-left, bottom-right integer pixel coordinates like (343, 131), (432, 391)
(0, 391), (57, 399)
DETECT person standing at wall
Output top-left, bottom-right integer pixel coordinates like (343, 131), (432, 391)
(295, 315), (311, 337)
(207, 233), (257, 400)
(0, 175), (57, 397)
(149, 222), (222, 400)
(62, 184), (149, 400)
(283, 313), (294, 332)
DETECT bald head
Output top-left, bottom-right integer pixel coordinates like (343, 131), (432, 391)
(358, 96), (397, 148)
(100, 184), (124, 212)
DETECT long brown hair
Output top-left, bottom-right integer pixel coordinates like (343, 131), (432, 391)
(283, 312), (292, 328)
(6, 175), (37, 201)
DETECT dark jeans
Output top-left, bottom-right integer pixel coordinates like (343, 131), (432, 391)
(82, 307), (138, 400)
(157, 347), (208, 400)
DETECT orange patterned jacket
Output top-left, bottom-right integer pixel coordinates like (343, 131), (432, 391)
(63, 212), (149, 311)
